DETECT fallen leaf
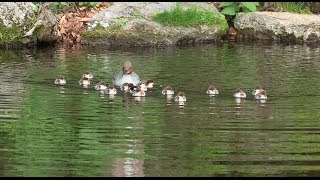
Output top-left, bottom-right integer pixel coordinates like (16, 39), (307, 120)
(76, 35), (81, 43)
(60, 26), (66, 34)
(59, 15), (66, 25)
(78, 18), (91, 22)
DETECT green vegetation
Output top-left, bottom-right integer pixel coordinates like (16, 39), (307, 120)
(81, 23), (109, 39)
(218, 2), (260, 16)
(0, 24), (22, 44)
(274, 2), (312, 14)
(32, 2), (102, 14)
(152, 4), (227, 29)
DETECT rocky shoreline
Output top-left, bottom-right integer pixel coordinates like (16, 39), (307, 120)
(0, 2), (320, 49)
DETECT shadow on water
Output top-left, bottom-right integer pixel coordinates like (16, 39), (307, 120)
(0, 42), (320, 176)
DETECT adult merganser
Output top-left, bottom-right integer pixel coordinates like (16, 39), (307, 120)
(112, 60), (140, 86)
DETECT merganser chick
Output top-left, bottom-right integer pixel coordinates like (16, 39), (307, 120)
(175, 92), (187, 102)
(254, 90), (267, 100)
(145, 80), (154, 89)
(206, 85), (219, 96)
(54, 75), (66, 85)
(105, 84), (117, 95)
(162, 86), (174, 95)
(94, 81), (107, 91)
(138, 81), (148, 92)
(233, 88), (246, 98)
(252, 85), (264, 96)
(83, 71), (93, 80)
(132, 87), (146, 97)
(79, 77), (90, 88)
(120, 83), (135, 93)
(112, 60), (141, 86)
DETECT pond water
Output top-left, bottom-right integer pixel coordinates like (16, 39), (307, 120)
(0, 42), (320, 176)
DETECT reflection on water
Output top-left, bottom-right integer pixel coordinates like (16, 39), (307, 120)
(0, 42), (320, 176)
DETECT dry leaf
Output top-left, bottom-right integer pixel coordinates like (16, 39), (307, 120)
(78, 17), (91, 22)
(76, 35), (81, 43)
(59, 15), (66, 25)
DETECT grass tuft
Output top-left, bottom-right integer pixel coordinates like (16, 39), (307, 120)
(274, 2), (312, 14)
(152, 4), (227, 29)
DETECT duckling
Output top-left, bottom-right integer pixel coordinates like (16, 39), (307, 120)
(54, 75), (66, 85)
(105, 84), (117, 95)
(206, 85), (219, 96)
(233, 88), (246, 98)
(94, 81), (107, 91)
(82, 71), (93, 80)
(79, 77), (90, 88)
(137, 81), (148, 92)
(254, 90), (267, 100)
(131, 87), (146, 97)
(145, 80), (154, 89)
(252, 85), (265, 96)
(175, 92), (187, 102)
(120, 83), (135, 93)
(162, 86), (174, 95)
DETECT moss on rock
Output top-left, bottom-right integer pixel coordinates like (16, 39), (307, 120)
(0, 24), (23, 44)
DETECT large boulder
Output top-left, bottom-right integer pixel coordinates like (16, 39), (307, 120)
(81, 2), (228, 47)
(234, 12), (320, 45)
(0, 2), (58, 48)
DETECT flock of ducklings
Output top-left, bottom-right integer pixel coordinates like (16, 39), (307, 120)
(54, 72), (268, 105)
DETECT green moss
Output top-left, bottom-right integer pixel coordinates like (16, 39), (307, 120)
(0, 24), (23, 44)
(152, 3), (228, 30)
(81, 23), (110, 39)
(274, 2), (312, 14)
(109, 17), (129, 28)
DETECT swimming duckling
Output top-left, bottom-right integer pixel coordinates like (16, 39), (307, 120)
(254, 89), (267, 100)
(54, 75), (66, 85)
(233, 88), (246, 98)
(82, 71), (93, 80)
(175, 91), (187, 102)
(252, 85), (265, 96)
(131, 87), (146, 97)
(206, 85), (219, 96)
(120, 83), (135, 93)
(105, 84), (117, 95)
(94, 81), (107, 91)
(79, 77), (90, 88)
(162, 86), (174, 95)
(137, 81), (148, 92)
(145, 80), (154, 89)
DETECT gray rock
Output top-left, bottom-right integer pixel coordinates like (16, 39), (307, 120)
(82, 2), (227, 47)
(234, 12), (320, 44)
(0, 2), (58, 48)
(0, 2), (34, 27)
